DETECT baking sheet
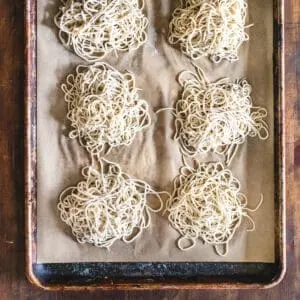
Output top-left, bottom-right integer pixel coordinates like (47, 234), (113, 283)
(37, 0), (275, 263)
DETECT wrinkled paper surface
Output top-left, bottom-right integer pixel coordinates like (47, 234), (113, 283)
(37, 0), (275, 263)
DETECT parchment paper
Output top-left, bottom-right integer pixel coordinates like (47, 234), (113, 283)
(37, 0), (275, 263)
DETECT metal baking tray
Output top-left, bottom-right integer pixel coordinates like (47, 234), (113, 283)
(25, 0), (286, 290)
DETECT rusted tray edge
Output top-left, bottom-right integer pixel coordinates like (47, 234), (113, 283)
(25, 0), (38, 290)
(25, 0), (286, 290)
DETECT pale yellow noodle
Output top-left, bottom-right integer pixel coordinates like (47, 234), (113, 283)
(62, 62), (151, 156)
(165, 160), (263, 255)
(169, 0), (250, 62)
(58, 157), (170, 249)
(54, 0), (148, 62)
(158, 66), (269, 165)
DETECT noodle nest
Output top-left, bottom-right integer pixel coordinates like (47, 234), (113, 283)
(62, 62), (151, 156)
(58, 159), (167, 248)
(166, 160), (262, 255)
(171, 66), (269, 164)
(169, 0), (250, 62)
(54, 0), (148, 62)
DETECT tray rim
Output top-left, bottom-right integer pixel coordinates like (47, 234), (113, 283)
(25, 0), (286, 290)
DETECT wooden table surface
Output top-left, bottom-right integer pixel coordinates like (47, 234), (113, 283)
(0, 0), (299, 299)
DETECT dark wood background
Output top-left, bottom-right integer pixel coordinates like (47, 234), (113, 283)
(0, 0), (299, 299)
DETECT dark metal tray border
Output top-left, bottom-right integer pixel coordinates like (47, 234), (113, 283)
(25, 0), (286, 290)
